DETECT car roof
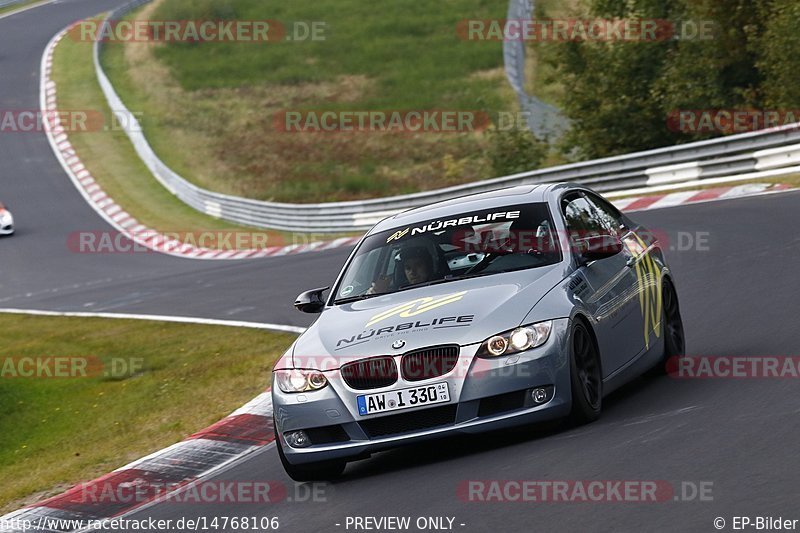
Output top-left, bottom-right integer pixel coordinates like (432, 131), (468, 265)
(368, 182), (579, 234)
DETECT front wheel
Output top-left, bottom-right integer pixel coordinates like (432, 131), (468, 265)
(274, 424), (346, 482)
(568, 320), (602, 424)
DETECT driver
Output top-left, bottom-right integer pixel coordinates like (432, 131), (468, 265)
(367, 246), (435, 294)
(401, 246), (434, 285)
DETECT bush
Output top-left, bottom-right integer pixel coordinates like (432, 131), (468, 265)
(485, 127), (547, 176)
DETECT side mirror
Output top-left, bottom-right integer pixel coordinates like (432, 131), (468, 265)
(580, 234), (623, 263)
(294, 287), (329, 313)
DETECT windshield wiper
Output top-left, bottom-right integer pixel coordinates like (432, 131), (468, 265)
(397, 271), (499, 291)
(337, 270), (518, 302)
(334, 292), (390, 305)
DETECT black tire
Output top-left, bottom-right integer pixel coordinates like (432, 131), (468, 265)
(274, 424), (346, 482)
(648, 278), (686, 375)
(568, 320), (602, 424)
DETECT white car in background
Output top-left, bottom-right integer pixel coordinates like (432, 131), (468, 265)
(0, 202), (14, 235)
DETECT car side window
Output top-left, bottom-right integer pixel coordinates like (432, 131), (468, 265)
(584, 192), (625, 235)
(561, 193), (608, 236)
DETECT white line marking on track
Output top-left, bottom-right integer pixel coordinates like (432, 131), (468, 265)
(0, 308), (306, 334)
(0, 0), (58, 21)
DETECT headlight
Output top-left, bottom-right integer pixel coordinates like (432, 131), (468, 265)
(477, 320), (552, 358)
(274, 369), (328, 393)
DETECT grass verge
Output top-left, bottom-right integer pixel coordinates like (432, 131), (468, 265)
(52, 18), (355, 248)
(99, 0), (524, 203)
(0, 313), (295, 513)
(0, 0), (46, 17)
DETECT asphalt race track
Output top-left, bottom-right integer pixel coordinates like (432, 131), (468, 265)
(2, 1), (800, 531)
(0, 0), (350, 327)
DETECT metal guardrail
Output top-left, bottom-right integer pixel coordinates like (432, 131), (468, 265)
(94, 0), (800, 232)
(503, 0), (568, 139)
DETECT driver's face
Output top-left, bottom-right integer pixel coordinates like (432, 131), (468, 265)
(404, 257), (432, 285)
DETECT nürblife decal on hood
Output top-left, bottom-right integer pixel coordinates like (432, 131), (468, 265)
(336, 314), (475, 350)
(336, 291), (473, 349)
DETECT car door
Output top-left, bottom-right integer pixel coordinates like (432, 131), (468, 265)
(561, 192), (643, 377)
(584, 191), (661, 357)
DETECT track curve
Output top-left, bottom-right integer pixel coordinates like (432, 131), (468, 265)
(2, 2), (800, 531)
(0, 0), (349, 327)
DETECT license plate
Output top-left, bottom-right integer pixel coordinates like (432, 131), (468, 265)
(357, 382), (450, 416)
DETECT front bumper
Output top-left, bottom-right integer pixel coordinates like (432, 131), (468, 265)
(272, 318), (572, 465)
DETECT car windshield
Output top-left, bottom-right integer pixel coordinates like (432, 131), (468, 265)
(333, 203), (561, 303)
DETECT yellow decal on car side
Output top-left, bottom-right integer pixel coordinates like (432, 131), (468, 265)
(626, 234), (662, 349)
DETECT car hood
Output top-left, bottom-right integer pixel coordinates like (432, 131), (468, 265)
(290, 264), (567, 370)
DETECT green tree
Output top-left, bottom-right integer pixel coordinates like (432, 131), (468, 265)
(549, 0), (683, 158)
(548, 0), (799, 158)
(757, 0), (800, 108)
(657, 0), (766, 114)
